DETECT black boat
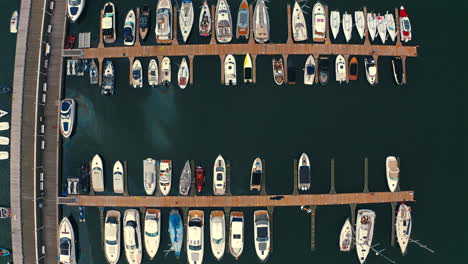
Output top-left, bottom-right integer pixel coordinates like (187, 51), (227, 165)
(392, 57), (404, 86)
(287, 56), (296, 84)
(80, 163), (90, 194)
(318, 56), (329, 86)
(139, 5), (150, 40)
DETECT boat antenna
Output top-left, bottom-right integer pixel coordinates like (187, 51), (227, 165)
(370, 243), (396, 264)
(409, 239), (435, 254)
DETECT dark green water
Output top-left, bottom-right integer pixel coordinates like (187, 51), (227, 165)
(58, 0), (466, 263)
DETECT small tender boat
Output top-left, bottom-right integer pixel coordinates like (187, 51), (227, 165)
(179, 0), (194, 43)
(253, 0), (270, 43)
(292, 2), (307, 42)
(298, 153), (311, 191)
(124, 10), (136, 46)
(156, 0), (173, 41)
(396, 203), (412, 255)
(102, 2), (116, 44)
(0, 207), (11, 218)
(224, 54), (237, 86)
(213, 154), (226, 195)
(230, 211), (244, 260)
(377, 14), (386, 44)
(159, 160), (172, 196)
(89, 59), (98, 84)
(195, 165), (205, 193)
(386, 156), (399, 192)
(161, 57), (171, 85)
(342, 12), (352, 43)
(67, 0), (86, 22)
(144, 158), (156, 195)
(10, 10), (18, 33)
(355, 11), (365, 39)
(144, 209), (161, 259)
(364, 57), (377, 86)
(348, 56), (358, 81)
(113, 161), (124, 194)
(168, 209), (183, 258)
(80, 163), (90, 194)
(187, 210), (204, 264)
(385, 12), (396, 42)
(124, 209), (142, 264)
(0, 136), (11, 145)
(91, 154), (105, 192)
(179, 160), (192, 195)
(304, 55), (316, 85)
(105, 210), (121, 264)
(287, 55), (296, 84)
(236, 0), (249, 39)
(254, 210), (270, 261)
(199, 0), (211, 37)
(312, 2), (326, 42)
(243, 54), (253, 84)
(330, 10), (340, 40)
(392, 57), (404, 86)
(177, 57), (189, 89)
(399, 6), (412, 42)
(367, 13), (377, 41)
(272, 58), (284, 85)
(102, 60), (115, 95)
(59, 217), (76, 264)
(148, 59), (159, 87)
(335, 55), (346, 83)
(0, 152), (8, 160)
(139, 5), (150, 40)
(0, 122), (9, 131)
(318, 56), (329, 86)
(216, 0), (233, 43)
(356, 209), (376, 264)
(0, 248), (10, 256)
(250, 158), (263, 191)
(339, 218), (353, 252)
(210, 211), (225, 260)
(132, 59), (143, 88)
(60, 98), (75, 138)
(0, 110), (8, 118)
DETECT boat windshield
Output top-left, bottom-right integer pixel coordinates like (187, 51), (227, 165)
(239, 11), (248, 25)
(252, 172), (261, 185)
(140, 16), (148, 28)
(189, 245), (202, 251)
(133, 69), (141, 79)
(306, 65), (315, 75)
(68, 0), (81, 6)
(256, 227), (269, 241)
(59, 238), (71, 255)
(212, 238), (223, 244)
(61, 101), (71, 112)
(145, 231), (159, 237)
(216, 173), (223, 181)
(233, 234), (241, 239)
(403, 20), (411, 30)
(189, 220), (202, 227)
(350, 64), (357, 75)
(124, 28), (134, 42)
(106, 239), (118, 245)
(245, 68), (252, 79)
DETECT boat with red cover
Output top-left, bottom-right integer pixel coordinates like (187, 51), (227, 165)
(196, 165), (205, 192)
(399, 6), (412, 42)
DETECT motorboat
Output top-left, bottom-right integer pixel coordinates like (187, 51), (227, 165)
(318, 56), (329, 85)
(364, 57), (377, 86)
(243, 54), (253, 84)
(177, 57), (189, 89)
(0, 248), (10, 256)
(385, 12), (396, 42)
(339, 218), (352, 252)
(80, 163), (90, 193)
(250, 157), (263, 191)
(179, 160), (192, 195)
(399, 6), (412, 42)
(102, 60), (115, 95)
(156, 0), (173, 41)
(0, 152), (9, 160)
(195, 165), (205, 192)
(355, 11), (365, 39)
(10, 10), (18, 33)
(348, 56), (358, 81)
(139, 5), (150, 40)
(335, 55), (346, 83)
(148, 59), (159, 87)
(287, 55), (296, 84)
(102, 2), (116, 44)
(213, 154), (226, 195)
(187, 210), (204, 264)
(144, 209), (161, 259)
(224, 54), (237, 86)
(312, 2), (326, 42)
(124, 209), (142, 264)
(210, 211), (225, 260)
(91, 154), (104, 192)
(159, 160), (172, 196)
(89, 59), (98, 84)
(168, 209), (183, 258)
(356, 209), (376, 264)
(304, 55), (316, 85)
(292, 2), (307, 42)
(0, 122), (9, 131)
(253, 0), (270, 43)
(272, 58), (284, 85)
(236, 0), (249, 39)
(298, 153), (311, 191)
(386, 156), (399, 192)
(216, 0), (233, 43)
(392, 57), (404, 85)
(0, 110), (8, 118)
(367, 13), (377, 41)
(396, 203), (412, 255)
(104, 210), (121, 264)
(60, 98), (75, 138)
(161, 57), (171, 85)
(0, 137), (10, 146)
(59, 217), (76, 264)
(179, 0), (194, 43)
(254, 210), (270, 261)
(124, 10), (136, 46)
(199, 0), (211, 37)
(67, 0), (85, 22)
(113, 161), (124, 194)
(342, 12), (352, 43)
(144, 158), (156, 195)
(330, 10), (340, 40)
(377, 14), (386, 44)
(132, 59), (143, 88)
(229, 211), (244, 260)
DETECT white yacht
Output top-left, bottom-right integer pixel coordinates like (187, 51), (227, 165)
(243, 54), (253, 83)
(187, 210), (204, 264)
(144, 209), (161, 259)
(148, 59), (159, 87)
(229, 211), (244, 260)
(104, 210), (121, 264)
(367, 13), (377, 41)
(312, 2), (326, 42)
(354, 11), (365, 39)
(210, 211), (225, 260)
(159, 160), (172, 196)
(330, 10), (340, 40)
(342, 12), (352, 43)
(67, 0), (86, 22)
(377, 14), (386, 44)
(102, 2), (116, 44)
(132, 59), (143, 88)
(10, 10), (18, 33)
(298, 153), (311, 191)
(177, 57), (189, 89)
(364, 57), (377, 86)
(292, 2), (307, 42)
(113, 161), (124, 194)
(385, 12), (397, 42)
(213, 154), (226, 195)
(144, 158), (156, 195)
(304, 55), (316, 85)
(0, 137), (9, 146)
(124, 10), (136, 46)
(396, 203), (411, 255)
(179, 0), (194, 43)
(59, 217), (76, 264)
(254, 210), (270, 261)
(386, 156), (399, 192)
(60, 98), (75, 138)
(224, 54), (237, 86)
(339, 218), (352, 252)
(156, 0), (173, 41)
(91, 154), (104, 192)
(335, 55), (346, 83)
(253, 0), (270, 43)
(124, 209), (142, 264)
(215, 0), (233, 43)
(356, 209), (376, 264)
(161, 57), (171, 85)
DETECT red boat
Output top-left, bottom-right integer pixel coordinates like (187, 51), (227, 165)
(399, 6), (412, 42)
(195, 166), (205, 192)
(65, 35), (76, 49)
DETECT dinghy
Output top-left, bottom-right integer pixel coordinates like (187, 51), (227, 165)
(272, 58), (284, 85)
(199, 0), (211, 37)
(377, 14), (386, 43)
(342, 12), (352, 43)
(354, 11), (365, 39)
(132, 59), (143, 88)
(113, 161), (124, 194)
(335, 55), (346, 83)
(330, 11), (340, 40)
(312, 2), (326, 42)
(236, 0), (249, 39)
(399, 6), (412, 42)
(148, 59), (159, 87)
(224, 54), (237, 86)
(123, 9), (136, 46)
(367, 13), (377, 41)
(10, 11), (18, 33)
(292, 2), (307, 42)
(179, 0), (194, 43)
(0, 110), (8, 119)
(304, 55), (316, 85)
(385, 12), (397, 42)
(177, 57), (189, 89)
(253, 0), (270, 43)
(0, 152), (9, 160)
(216, 0), (233, 43)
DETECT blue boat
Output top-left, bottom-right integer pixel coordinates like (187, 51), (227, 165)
(0, 248), (10, 256)
(168, 209), (183, 258)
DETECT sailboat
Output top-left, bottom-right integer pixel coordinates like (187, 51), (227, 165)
(342, 12), (352, 43)
(144, 158), (156, 195)
(356, 209), (376, 264)
(253, 0), (270, 43)
(396, 204), (412, 255)
(367, 13), (377, 41)
(377, 14), (386, 44)
(144, 209), (161, 259)
(385, 12), (397, 42)
(148, 59), (159, 87)
(210, 211), (226, 260)
(236, 0), (249, 39)
(199, 0), (211, 37)
(216, 0), (233, 43)
(102, 2), (116, 44)
(113, 161), (124, 194)
(354, 11), (365, 39)
(312, 2), (326, 42)
(0, 110), (8, 119)
(177, 57), (189, 89)
(292, 2), (307, 42)
(330, 10), (340, 40)
(179, 160), (192, 195)
(179, 0), (194, 43)
(339, 218), (352, 252)
(304, 55), (315, 85)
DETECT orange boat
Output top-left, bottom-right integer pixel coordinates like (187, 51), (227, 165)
(236, 0), (250, 39)
(348, 57), (358, 81)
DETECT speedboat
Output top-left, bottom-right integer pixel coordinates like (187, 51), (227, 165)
(80, 163), (90, 193)
(243, 54), (253, 84)
(377, 14), (386, 44)
(168, 209), (183, 258)
(318, 56), (329, 85)
(187, 210), (204, 264)
(298, 153), (311, 191)
(339, 218), (352, 252)
(236, 0), (249, 39)
(253, 0), (270, 43)
(91, 154), (104, 192)
(132, 59), (143, 88)
(113, 161), (124, 194)
(0, 152), (9, 160)
(304, 55), (316, 85)
(179, 0), (194, 43)
(199, 0), (211, 37)
(335, 55), (346, 83)
(348, 56), (358, 81)
(356, 209), (376, 264)
(0, 137), (9, 146)
(355, 11), (365, 39)
(144, 158), (156, 195)
(148, 59), (159, 87)
(396, 204), (412, 255)
(399, 6), (412, 42)
(216, 0), (233, 43)
(367, 13), (377, 41)
(210, 211), (225, 260)
(254, 210), (270, 261)
(330, 10), (340, 40)
(250, 157), (263, 191)
(342, 12), (352, 43)
(161, 57), (171, 85)
(392, 57), (404, 85)
(224, 54), (237, 86)
(177, 57), (189, 89)
(105, 210), (121, 264)
(67, 0), (85, 22)
(0, 110), (8, 119)
(386, 156), (399, 192)
(179, 160), (192, 195)
(385, 12), (396, 42)
(272, 58), (284, 85)
(0, 122), (8, 131)
(312, 2), (326, 42)
(195, 165), (205, 192)
(229, 211), (244, 260)
(124, 209), (142, 264)
(144, 209), (161, 259)
(213, 154), (226, 195)
(159, 160), (172, 196)
(102, 2), (116, 44)
(156, 0), (173, 41)
(364, 57), (377, 86)
(287, 55), (296, 84)
(139, 5), (150, 40)
(124, 10), (136, 46)
(102, 60), (115, 95)
(89, 60), (98, 84)
(292, 2), (307, 42)
(10, 11), (18, 33)
(60, 98), (75, 138)
(59, 217), (76, 264)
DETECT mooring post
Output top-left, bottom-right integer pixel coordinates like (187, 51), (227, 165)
(329, 158), (336, 194)
(293, 159), (299, 195)
(261, 159), (267, 196)
(282, 54), (288, 84)
(172, 6), (178, 45)
(324, 5), (331, 44)
(310, 205), (317, 251)
(124, 160), (129, 196)
(210, 5), (216, 44)
(220, 54), (225, 84)
(391, 202), (396, 247)
(268, 206), (274, 252)
(188, 55), (194, 84)
(226, 160), (232, 196)
(363, 7), (370, 45)
(287, 4), (293, 44)
(363, 157), (369, 193)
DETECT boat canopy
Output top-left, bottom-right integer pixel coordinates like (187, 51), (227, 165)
(256, 226), (268, 241)
(59, 238), (71, 255)
(350, 64), (358, 75)
(251, 172), (262, 185)
(140, 16), (148, 28)
(245, 68), (252, 79)
(124, 28), (134, 42)
(306, 65), (315, 75)
(238, 10), (249, 27)
(299, 166), (310, 183)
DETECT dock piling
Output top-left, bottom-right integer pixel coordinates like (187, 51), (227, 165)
(372, 55), (379, 84)
(287, 4), (293, 44)
(128, 57), (134, 85)
(188, 55), (194, 85)
(293, 159), (299, 195)
(260, 159), (267, 196)
(324, 5), (331, 44)
(363, 157), (369, 193)
(310, 205), (317, 251)
(363, 7), (370, 45)
(219, 55), (225, 84)
(249, 4), (254, 44)
(210, 5), (216, 44)
(329, 158), (336, 194)
(282, 54), (288, 84)
(391, 202), (396, 247)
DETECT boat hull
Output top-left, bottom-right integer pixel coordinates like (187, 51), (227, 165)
(123, 209), (142, 264)
(59, 217), (76, 264)
(161, 57), (171, 85)
(236, 0), (249, 39)
(339, 218), (352, 251)
(250, 158), (263, 191)
(304, 55), (315, 85)
(91, 154), (105, 192)
(229, 211), (244, 259)
(67, 0), (86, 22)
(396, 204), (411, 255)
(156, 0), (173, 40)
(254, 210), (270, 261)
(124, 10), (136, 46)
(216, 0), (233, 43)
(104, 210), (121, 264)
(199, 1), (211, 37)
(60, 98), (75, 138)
(113, 161), (124, 194)
(148, 59), (159, 86)
(253, 0), (270, 43)
(312, 2), (326, 42)
(292, 2), (307, 42)
(335, 55), (346, 83)
(179, 1), (194, 43)
(213, 155), (226, 195)
(132, 59), (143, 88)
(177, 58), (189, 89)
(210, 211), (226, 260)
(224, 54), (237, 86)
(144, 209), (161, 259)
(356, 210), (376, 264)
